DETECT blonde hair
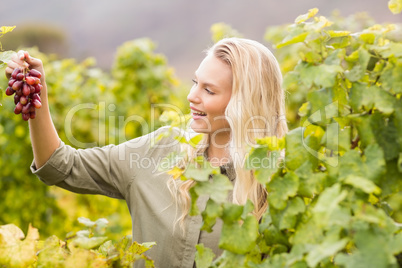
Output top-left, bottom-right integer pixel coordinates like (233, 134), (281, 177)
(168, 37), (288, 230)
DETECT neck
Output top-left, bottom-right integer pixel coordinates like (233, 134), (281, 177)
(207, 130), (231, 167)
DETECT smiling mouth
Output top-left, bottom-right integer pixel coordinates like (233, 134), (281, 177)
(191, 109), (207, 116)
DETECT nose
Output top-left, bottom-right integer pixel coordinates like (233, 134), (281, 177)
(187, 85), (201, 104)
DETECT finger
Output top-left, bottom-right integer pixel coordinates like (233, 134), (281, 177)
(11, 52), (26, 66)
(17, 50), (25, 61)
(6, 60), (20, 69)
(24, 54), (41, 67)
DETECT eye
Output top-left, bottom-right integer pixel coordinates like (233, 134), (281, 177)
(204, 88), (215, 95)
(192, 79), (215, 95)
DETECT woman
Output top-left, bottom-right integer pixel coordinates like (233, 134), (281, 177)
(5, 37), (287, 267)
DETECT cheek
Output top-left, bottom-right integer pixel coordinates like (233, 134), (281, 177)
(206, 98), (230, 116)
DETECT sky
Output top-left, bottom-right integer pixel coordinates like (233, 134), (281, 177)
(1, 0), (401, 80)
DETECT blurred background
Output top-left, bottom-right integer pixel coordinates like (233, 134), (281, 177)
(0, 0), (401, 243)
(0, 0), (400, 80)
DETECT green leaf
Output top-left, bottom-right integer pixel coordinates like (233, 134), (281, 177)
(364, 143), (386, 183)
(297, 64), (343, 88)
(370, 42), (402, 58)
(380, 60), (402, 93)
(388, 0), (402, 14)
(189, 187), (200, 216)
(379, 159), (402, 197)
(313, 183), (348, 226)
(184, 162), (218, 182)
(201, 200), (222, 232)
(270, 197), (306, 230)
(213, 251), (246, 268)
(313, 64), (343, 88)
(351, 115), (376, 147)
(195, 244), (215, 268)
(350, 83), (374, 112)
(295, 161), (327, 197)
(219, 215), (259, 254)
(267, 171), (299, 210)
(296, 63), (315, 88)
(78, 217), (98, 227)
(359, 32), (376, 44)
(36, 235), (69, 267)
(189, 134), (204, 148)
(0, 224), (38, 267)
(128, 241), (156, 256)
(298, 102), (310, 117)
(221, 203), (243, 223)
(0, 26), (16, 35)
(350, 84), (396, 115)
(306, 238), (349, 267)
(371, 113), (400, 161)
(71, 236), (108, 250)
(285, 128), (315, 171)
(326, 30), (350, 38)
(194, 174), (233, 203)
(335, 228), (397, 268)
(246, 147), (282, 184)
(276, 32), (309, 49)
(294, 8), (319, 24)
(292, 217), (323, 245)
(343, 175), (381, 194)
(353, 201), (396, 230)
(0, 51), (16, 64)
(345, 48), (370, 81)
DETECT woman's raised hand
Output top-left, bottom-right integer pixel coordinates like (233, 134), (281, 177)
(5, 51), (59, 168)
(5, 50), (46, 86)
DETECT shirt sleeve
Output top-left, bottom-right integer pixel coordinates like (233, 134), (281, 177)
(30, 126), (181, 200)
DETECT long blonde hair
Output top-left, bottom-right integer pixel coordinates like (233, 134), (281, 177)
(168, 37), (288, 230)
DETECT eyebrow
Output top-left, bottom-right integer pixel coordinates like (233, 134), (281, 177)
(194, 72), (219, 89)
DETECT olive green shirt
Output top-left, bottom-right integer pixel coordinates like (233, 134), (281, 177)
(30, 127), (235, 268)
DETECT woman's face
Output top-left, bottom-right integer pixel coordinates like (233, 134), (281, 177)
(187, 54), (232, 136)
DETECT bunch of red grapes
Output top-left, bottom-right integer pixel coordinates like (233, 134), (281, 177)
(5, 67), (42, 121)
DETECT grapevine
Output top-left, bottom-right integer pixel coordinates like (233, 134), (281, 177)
(5, 66), (42, 121)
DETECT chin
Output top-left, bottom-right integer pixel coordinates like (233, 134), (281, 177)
(189, 126), (209, 134)
(189, 121), (210, 134)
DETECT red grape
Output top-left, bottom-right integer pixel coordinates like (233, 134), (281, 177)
(32, 99), (42, 109)
(22, 103), (31, 114)
(11, 68), (21, 79)
(14, 102), (23, 114)
(28, 69), (42, 78)
(25, 77), (35, 85)
(22, 113), (30, 121)
(8, 79), (16, 87)
(16, 73), (25, 81)
(20, 96), (28, 105)
(22, 84), (31, 96)
(33, 84), (42, 93)
(32, 93), (41, 102)
(14, 94), (20, 105)
(30, 111), (36, 119)
(5, 87), (15, 96)
(6, 67), (43, 121)
(12, 80), (23, 91)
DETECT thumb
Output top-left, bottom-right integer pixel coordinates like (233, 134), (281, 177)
(23, 51), (34, 64)
(23, 51), (42, 69)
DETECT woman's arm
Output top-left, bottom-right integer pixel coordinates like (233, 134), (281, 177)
(5, 50), (60, 168)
